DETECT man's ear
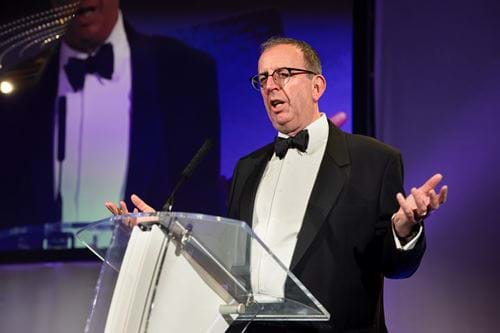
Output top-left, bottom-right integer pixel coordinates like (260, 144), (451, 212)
(312, 74), (326, 102)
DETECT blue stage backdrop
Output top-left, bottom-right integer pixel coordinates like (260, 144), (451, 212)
(375, 0), (500, 332)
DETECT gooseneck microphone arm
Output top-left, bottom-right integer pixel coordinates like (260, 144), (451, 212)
(161, 139), (214, 211)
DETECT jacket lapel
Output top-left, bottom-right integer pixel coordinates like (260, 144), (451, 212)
(290, 121), (351, 270)
(123, 25), (164, 202)
(239, 145), (274, 227)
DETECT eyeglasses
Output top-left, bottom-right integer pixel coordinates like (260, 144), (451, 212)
(250, 67), (318, 91)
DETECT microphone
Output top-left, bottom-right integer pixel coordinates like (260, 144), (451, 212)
(162, 138), (214, 211)
(57, 96), (67, 163)
(55, 96), (67, 221)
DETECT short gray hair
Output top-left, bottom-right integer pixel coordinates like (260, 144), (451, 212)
(260, 37), (322, 74)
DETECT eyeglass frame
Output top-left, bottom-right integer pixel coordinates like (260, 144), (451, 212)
(250, 67), (318, 91)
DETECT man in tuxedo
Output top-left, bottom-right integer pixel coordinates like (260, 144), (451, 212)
(103, 37), (447, 332)
(225, 37), (448, 332)
(0, 0), (220, 228)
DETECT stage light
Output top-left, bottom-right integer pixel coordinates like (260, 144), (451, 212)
(0, 80), (14, 94)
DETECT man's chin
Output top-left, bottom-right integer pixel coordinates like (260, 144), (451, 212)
(274, 122), (295, 135)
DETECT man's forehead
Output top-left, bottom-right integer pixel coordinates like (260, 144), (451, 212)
(258, 44), (305, 72)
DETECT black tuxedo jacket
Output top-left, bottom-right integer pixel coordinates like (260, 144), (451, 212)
(0, 24), (221, 228)
(227, 121), (426, 333)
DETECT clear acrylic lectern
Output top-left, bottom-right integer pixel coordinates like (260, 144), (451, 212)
(77, 212), (330, 333)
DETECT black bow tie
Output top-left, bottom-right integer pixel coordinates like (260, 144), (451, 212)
(274, 129), (309, 159)
(64, 43), (114, 91)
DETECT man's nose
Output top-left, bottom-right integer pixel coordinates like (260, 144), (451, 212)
(262, 75), (280, 91)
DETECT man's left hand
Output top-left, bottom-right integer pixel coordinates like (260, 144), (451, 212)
(392, 173), (448, 239)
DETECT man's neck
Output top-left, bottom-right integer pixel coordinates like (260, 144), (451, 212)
(285, 113), (322, 137)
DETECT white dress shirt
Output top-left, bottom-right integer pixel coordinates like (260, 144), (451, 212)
(54, 12), (131, 222)
(251, 114), (328, 300)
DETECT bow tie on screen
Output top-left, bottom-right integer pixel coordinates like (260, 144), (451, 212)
(274, 129), (309, 159)
(64, 43), (114, 91)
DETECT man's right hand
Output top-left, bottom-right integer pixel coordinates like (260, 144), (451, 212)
(105, 194), (155, 216)
(105, 194), (157, 227)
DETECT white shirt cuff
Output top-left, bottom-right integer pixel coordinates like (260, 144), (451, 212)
(391, 216), (423, 251)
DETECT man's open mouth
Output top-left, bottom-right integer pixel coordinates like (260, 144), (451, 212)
(270, 100), (285, 107)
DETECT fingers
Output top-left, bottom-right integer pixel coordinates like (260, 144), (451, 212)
(104, 201), (130, 215)
(396, 192), (417, 223)
(105, 195), (155, 215)
(411, 187), (429, 216)
(418, 173), (443, 193)
(105, 202), (120, 215)
(119, 201), (129, 214)
(395, 175), (448, 228)
(397, 189), (429, 224)
(104, 200), (133, 227)
(438, 185), (448, 204)
(418, 175), (448, 210)
(428, 189), (439, 210)
(131, 194), (156, 213)
(329, 112), (347, 127)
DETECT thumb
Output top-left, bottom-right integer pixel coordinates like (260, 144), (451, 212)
(131, 194), (156, 212)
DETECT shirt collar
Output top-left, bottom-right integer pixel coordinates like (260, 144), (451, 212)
(277, 113), (329, 155)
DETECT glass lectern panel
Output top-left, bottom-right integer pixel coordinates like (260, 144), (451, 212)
(77, 212), (329, 332)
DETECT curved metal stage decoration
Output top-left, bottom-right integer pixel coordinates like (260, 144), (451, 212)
(0, 1), (78, 87)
